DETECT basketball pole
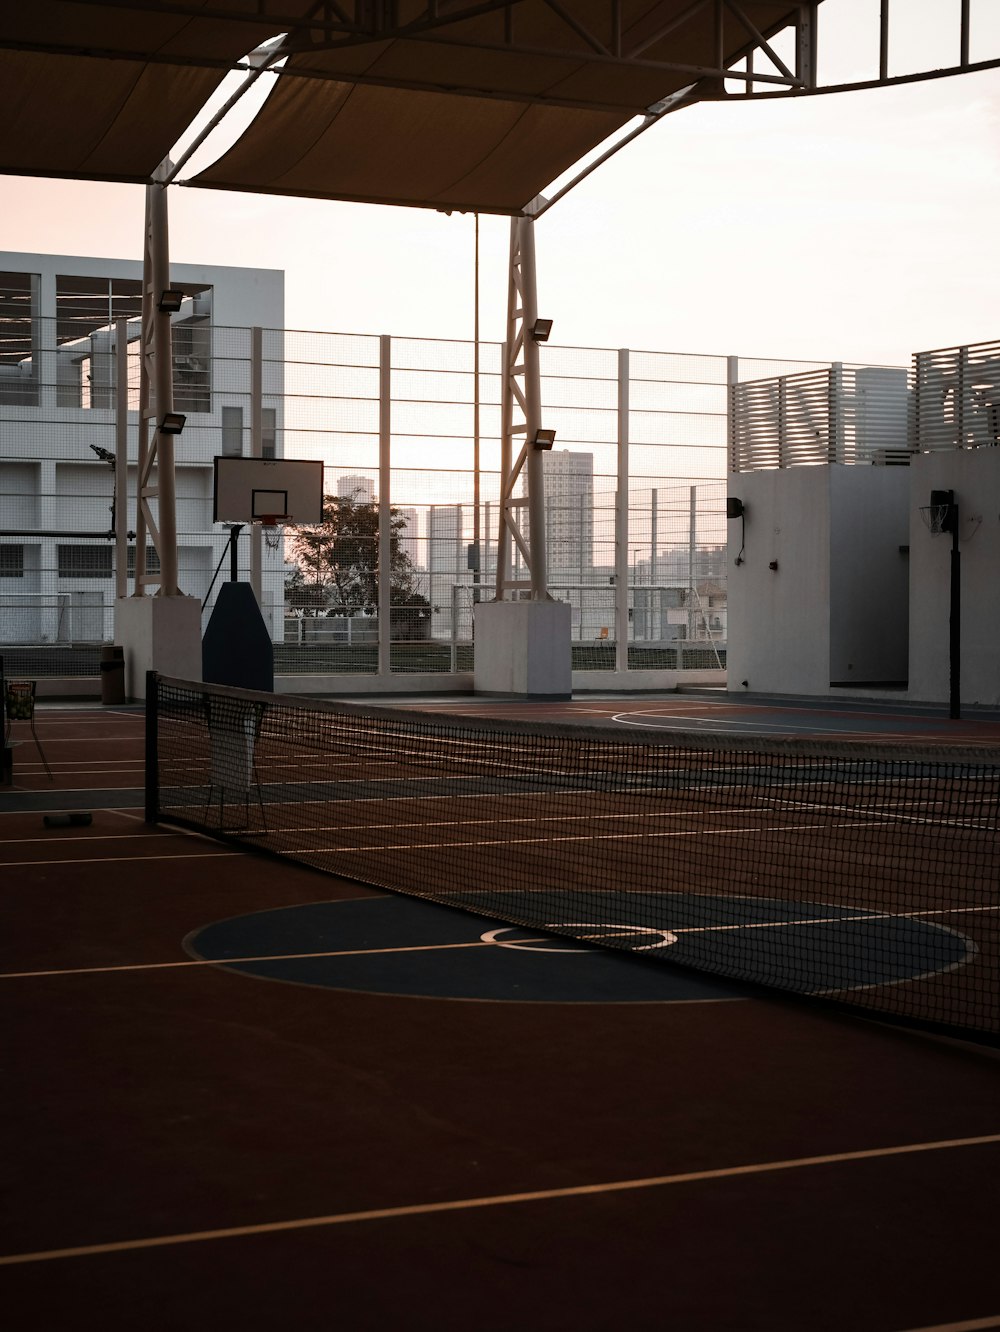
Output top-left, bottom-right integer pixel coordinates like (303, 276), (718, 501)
(949, 508), (961, 721)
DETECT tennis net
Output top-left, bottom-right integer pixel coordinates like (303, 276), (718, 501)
(147, 674), (1000, 1043)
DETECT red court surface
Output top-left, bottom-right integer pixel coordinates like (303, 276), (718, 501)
(388, 689), (1000, 745)
(2, 699), (1000, 1331)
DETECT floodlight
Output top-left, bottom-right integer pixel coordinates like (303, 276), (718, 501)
(726, 497), (744, 519)
(159, 412), (187, 435)
(531, 318), (553, 342)
(532, 428), (556, 450)
(89, 444), (116, 467)
(158, 289), (185, 313)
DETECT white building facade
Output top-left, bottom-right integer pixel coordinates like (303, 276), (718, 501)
(0, 251), (285, 662)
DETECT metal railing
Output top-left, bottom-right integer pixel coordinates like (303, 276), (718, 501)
(911, 339), (1000, 453)
(730, 363), (910, 471)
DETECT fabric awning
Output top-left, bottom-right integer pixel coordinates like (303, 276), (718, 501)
(0, 0), (291, 181)
(193, 1), (803, 214)
(0, 1), (804, 208)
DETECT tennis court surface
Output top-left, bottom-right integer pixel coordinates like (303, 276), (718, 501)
(3, 690), (1000, 1331)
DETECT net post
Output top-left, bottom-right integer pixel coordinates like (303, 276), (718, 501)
(144, 670), (159, 824)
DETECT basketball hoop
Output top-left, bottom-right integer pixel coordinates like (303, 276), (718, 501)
(259, 514), (287, 552)
(919, 489), (957, 536)
(919, 504), (951, 535)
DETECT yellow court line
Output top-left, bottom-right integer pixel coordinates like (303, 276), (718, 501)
(1, 1132), (998, 1268)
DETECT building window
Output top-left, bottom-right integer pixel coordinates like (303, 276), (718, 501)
(0, 543), (25, 578)
(58, 545), (113, 579)
(126, 545), (161, 576)
(222, 406), (275, 457)
(222, 406), (243, 456)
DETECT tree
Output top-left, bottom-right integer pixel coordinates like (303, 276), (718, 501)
(285, 491), (431, 631)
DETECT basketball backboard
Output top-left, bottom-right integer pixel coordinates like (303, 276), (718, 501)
(213, 457), (324, 525)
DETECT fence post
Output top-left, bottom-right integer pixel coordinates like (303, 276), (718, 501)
(615, 348), (630, 673)
(726, 355), (739, 474)
(828, 361), (845, 463)
(778, 377), (788, 468)
(378, 334), (392, 678)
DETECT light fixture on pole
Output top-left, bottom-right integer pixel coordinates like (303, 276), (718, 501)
(530, 318), (553, 342)
(157, 289), (185, 313)
(726, 496), (746, 566)
(159, 411), (187, 435)
(532, 428), (556, 450)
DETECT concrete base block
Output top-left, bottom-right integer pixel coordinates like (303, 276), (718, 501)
(473, 600), (572, 698)
(116, 596), (204, 700)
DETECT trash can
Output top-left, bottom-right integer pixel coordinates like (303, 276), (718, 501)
(100, 644), (126, 705)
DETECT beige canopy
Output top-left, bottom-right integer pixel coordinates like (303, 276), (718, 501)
(0, 0), (804, 210)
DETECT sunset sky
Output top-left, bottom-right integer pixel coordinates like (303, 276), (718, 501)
(2, 0), (998, 370)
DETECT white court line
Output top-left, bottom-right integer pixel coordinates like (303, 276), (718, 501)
(0, 939), (493, 980)
(608, 711), (969, 741)
(1, 833), (174, 846)
(0, 851), (241, 870)
(281, 818), (874, 856)
(13, 736), (142, 744)
(249, 798), (998, 840)
(1, 1132), (998, 1268)
(7, 903), (994, 982)
(253, 804), (788, 838)
(14, 759), (142, 767)
(13, 769), (144, 777)
(105, 807), (219, 843)
(899, 1319), (1000, 1332)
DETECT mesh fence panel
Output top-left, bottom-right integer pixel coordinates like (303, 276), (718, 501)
(3, 318), (851, 680)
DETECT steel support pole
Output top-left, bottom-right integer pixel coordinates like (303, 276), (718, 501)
(496, 330), (512, 600)
(134, 188), (153, 595)
(149, 178), (179, 596)
(519, 215), (548, 600)
(688, 486), (697, 642)
(114, 317), (129, 601)
(473, 214), (481, 604)
(250, 325), (263, 606)
(378, 334), (392, 677)
(615, 348), (630, 672)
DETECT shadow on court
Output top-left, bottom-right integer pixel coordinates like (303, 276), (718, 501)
(2, 704), (999, 1331)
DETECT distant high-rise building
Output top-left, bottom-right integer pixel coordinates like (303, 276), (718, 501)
(396, 505), (420, 568)
(521, 450), (594, 579)
(337, 473), (375, 503)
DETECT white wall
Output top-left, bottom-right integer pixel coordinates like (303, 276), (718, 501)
(908, 450), (1000, 706)
(828, 466), (909, 684)
(727, 464), (910, 696)
(726, 467), (831, 694)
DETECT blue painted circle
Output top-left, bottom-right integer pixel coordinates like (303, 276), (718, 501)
(186, 891), (971, 1005)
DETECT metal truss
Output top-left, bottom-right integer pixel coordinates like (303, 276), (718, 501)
(496, 213), (550, 601)
(24, 2), (999, 138)
(135, 168), (180, 598)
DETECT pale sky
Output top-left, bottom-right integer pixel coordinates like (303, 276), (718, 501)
(2, 0), (999, 370)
